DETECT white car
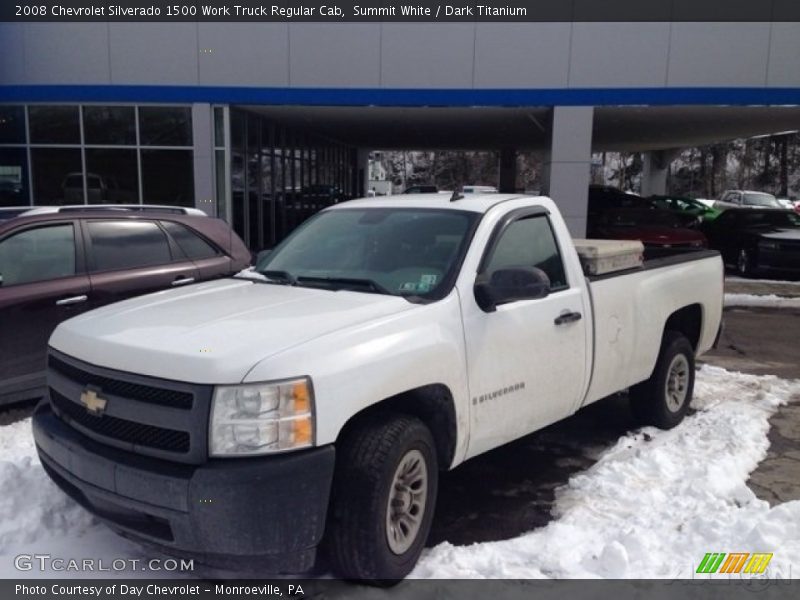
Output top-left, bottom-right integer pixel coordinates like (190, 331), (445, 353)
(34, 193), (723, 581)
(716, 190), (783, 210)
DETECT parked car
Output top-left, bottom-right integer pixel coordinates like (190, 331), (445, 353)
(588, 207), (708, 250)
(648, 194), (722, 222)
(715, 190), (784, 210)
(403, 184), (439, 194)
(34, 193), (722, 581)
(588, 184), (650, 211)
(588, 186), (706, 249)
(462, 185), (498, 194)
(0, 205), (250, 405)
(701, 207), (800, 277)
(695, 198), (717, 209)
(776, 198), (800, 214)
(589, 184), (687, 221)
(62, 172), (138, 204)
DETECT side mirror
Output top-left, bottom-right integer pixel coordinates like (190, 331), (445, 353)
(474, 266), (550, 313)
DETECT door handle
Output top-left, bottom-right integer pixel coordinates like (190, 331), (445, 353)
(55, 295), (88, 306)
(171, 277), (195, 287)
(554, 311), (582, 326)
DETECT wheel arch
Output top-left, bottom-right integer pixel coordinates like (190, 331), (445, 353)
(663, 303), (703, 351)
(335, 384), (458, 470)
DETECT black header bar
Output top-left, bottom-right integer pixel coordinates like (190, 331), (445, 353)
(3, 0), (800, 23)
(4, 579), (800, 600)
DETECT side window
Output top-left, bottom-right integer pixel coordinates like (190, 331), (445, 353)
(484, 215), (568, 290)
(87, 220), (172, 272)
(0, 224), (76, 286)
(161, 221), (220, 260)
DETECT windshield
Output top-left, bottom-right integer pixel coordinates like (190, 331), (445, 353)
(742, 192), (781, 208)
(254, 208), (479, 299)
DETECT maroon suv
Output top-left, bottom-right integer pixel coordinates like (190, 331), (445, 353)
(0, 205), (250, 405)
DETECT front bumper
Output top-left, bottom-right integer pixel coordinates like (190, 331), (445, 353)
(32, 401), (335, 572)
(754, 248), (800, 273)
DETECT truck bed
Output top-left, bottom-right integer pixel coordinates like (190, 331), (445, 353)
(586, 248), (720, 282)
(582, 248), (723, 406)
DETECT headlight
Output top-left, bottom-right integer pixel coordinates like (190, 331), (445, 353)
(210, 377), (314, 456)
(758, 241), (779, 250)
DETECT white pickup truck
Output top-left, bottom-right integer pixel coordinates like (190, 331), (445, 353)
(33, 194), (723, 581)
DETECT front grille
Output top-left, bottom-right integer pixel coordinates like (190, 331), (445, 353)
(48, 356), (193, 409)
(51, 389), (190, 454)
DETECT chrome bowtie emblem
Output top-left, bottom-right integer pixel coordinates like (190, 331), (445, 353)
(80, 388), (107, 415)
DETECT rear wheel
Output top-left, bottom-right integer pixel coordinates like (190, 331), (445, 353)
(630, 331), (695, 429)
(325, 413), (438, 584)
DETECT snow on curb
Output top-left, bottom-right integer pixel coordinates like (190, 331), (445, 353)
(2, 366), (799, 579)
(725, 293), (800, 309)
(412, 366), (800, 578)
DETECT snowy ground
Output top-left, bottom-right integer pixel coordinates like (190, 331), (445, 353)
(725, 293), (800, 309)
(413, 366), (800, 579)
(726, 277), (800, 287)
(2, 366), (799, 579)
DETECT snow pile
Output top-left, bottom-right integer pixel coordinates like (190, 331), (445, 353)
(413, 365), (800, 579)
(234, 267), (268, 282)
(0, 418), (157, 578)
(724, 293), (800, 309)
(2, 366), (799, 579)
(0, 418), (98, 575)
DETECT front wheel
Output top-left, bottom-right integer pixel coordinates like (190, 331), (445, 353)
(630, 331), (695, 429)
(325, 413), (438, 583)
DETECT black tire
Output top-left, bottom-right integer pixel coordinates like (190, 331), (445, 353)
(630, 331), (695, 429)
(325, 413), (438, 584)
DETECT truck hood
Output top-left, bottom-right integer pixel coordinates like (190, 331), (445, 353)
(49, 277), (414, 384)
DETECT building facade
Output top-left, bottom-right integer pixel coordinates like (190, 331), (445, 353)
(2, 19), (799, 243)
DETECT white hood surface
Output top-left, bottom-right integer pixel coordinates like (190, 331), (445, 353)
(49, 278), (414, 384)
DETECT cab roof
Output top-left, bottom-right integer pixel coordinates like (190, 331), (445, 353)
(328, 193), (536, 214)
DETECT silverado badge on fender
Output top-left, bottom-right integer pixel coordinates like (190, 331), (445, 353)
(80, 389), (107, 416)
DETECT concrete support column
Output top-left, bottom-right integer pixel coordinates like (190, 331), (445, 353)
(641, 150), (676, 196)
(356, 148), (370, 198)
(541, 106), (594, 237)
(191, 103), (216, 216)
(498, 147), (517, 193)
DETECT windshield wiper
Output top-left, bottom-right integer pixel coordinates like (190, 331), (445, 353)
(258, 270), (297, 284)
(295, 276), (393, 296)
(235, 269), (297, 285)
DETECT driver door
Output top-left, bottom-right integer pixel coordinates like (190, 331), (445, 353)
(461, 210), (589, 458)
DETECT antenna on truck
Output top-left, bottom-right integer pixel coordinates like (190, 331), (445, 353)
(450, 185), (464, 202)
